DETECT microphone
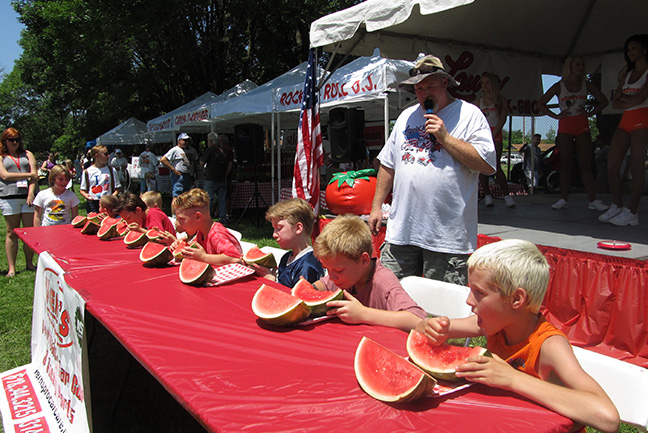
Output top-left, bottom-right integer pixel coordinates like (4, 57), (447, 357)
(424, 100), (436, 142)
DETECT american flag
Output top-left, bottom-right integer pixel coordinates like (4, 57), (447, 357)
(292, 49), (323, 213)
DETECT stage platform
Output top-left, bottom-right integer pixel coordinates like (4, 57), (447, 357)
(478, 192), (648, 260)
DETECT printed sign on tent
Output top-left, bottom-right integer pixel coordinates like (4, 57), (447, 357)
(0, 252), (90, 433)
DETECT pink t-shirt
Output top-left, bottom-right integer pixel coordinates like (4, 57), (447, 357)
(144, 207), (176, 235)
(195, 222), (242, 258)
(320, 259), (427, 319)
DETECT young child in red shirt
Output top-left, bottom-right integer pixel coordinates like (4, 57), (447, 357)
(116, 192), (176, 245)
(170, 188), (242, 266)
(415, 239), (619, 433)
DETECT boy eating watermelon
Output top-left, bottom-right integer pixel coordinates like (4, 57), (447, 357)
(312, 214), (426, 332)
(416, 239), (619, 433)
(170, 188), (242, 266)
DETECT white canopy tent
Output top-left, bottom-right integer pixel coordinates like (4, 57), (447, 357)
(96, 117), (148, 146)
(310, 0), (647, 114)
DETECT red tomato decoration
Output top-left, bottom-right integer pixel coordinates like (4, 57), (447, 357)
(325, 169), (377, 215)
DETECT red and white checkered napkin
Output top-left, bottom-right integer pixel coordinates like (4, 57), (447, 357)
(210, 263), (255, 286)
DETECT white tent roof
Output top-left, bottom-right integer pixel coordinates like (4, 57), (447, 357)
(310, 0), (644, 73)
(96, 117), (148, 146)
(146, 80), (258, 133)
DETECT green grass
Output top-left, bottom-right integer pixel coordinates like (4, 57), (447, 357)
(0, 186), (640, 432)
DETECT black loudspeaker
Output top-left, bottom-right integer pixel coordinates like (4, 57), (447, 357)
(234, 123), (264, 165)
(329, 107), (365, 163)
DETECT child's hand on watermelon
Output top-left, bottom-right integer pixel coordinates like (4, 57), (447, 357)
(416, 316), (450, 346)
(156, 230), (177, 246)
(127, 222), (146, 233)
(455, 352), (513, 389)
(250, 263), (275, 279)
(181, 242), (206, 262)
(325, 290), (366, 324)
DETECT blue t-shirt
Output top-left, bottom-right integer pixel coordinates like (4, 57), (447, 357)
(277, 247), (325, 287)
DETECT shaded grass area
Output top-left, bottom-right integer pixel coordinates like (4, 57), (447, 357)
(0, 187), (640, 432)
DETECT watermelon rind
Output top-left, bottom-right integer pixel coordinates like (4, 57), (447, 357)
(172, 240), (199, 261)
(243, 247), (277, 269)
(146, 228), (163, 242)
(71, 215), (87, 228)
(354, 336), (436, 403)
(406, 330), (490, 381)
(290, 278), (343, 317)
(251, 284), (311, 326)
(124, 230), (148, 248)
(139, 242), (173, 267)
(179, 258), (215, 286)
(86, 212), (103, 224)
(80, 220), (100, 235)
(97, 222), (118, 240)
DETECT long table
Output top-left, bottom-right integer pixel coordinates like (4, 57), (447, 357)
(16, 225), (575, 432)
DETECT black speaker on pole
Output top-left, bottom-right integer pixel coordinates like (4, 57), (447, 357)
(234, 123), (264, 165)
(329, 107), (365, 163)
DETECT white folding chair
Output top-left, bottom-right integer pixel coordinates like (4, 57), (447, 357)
(227, 228), (243, 241)
(399, 276), (473, 319)
(260, 246), (289, 266)
(573, 346), (648, 431)
(399, 276), (473, 345)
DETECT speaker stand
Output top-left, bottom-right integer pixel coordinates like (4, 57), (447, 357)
(234, 166), (268, 229)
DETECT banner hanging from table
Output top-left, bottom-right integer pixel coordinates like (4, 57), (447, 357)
(0, 252), (90, 433)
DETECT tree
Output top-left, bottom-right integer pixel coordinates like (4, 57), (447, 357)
(545, 125), (557, 143)
(2, 0), (360, 157)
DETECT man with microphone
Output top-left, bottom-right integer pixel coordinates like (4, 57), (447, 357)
(368, 54), (496, 285)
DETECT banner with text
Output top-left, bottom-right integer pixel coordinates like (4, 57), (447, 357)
(0, 252), (90, 433)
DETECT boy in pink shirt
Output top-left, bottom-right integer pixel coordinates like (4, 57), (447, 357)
(313, 214), (426, 332)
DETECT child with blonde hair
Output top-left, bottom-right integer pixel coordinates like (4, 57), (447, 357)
(416, 239), (619, 433)
(33, 165), (79, 226)
(255, 198), (324, 286)
(141, 191), (163, 209)
(313, 214), (426, 331)
(170, 188), (241, 266)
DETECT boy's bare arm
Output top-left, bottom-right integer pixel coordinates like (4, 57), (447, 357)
(415, 315), (482, 344)
(457, 336), (620, 433)
(179, 242), (242, 266)
(326, 291), (422, 332)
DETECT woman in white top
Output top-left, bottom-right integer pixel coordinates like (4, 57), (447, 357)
(538, 55), (608, 211)
(476, 73), (515, 208)
(598, 34), (648, 226)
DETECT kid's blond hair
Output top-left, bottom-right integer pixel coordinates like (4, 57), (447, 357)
(467, 239), (549, 313)
(313, 214), (372, 261)
(141, 191), (163, 209)
(48, 164), (71, 185)
(172, 188), (209, 212)
(266, 198), (315, 236)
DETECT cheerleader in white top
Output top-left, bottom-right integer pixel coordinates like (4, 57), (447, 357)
(538, 55), (608, 211)
(476, 73), (515, 208)
(599, 34), (648, 226)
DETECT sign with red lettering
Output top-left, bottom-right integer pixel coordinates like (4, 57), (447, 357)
(0, 253), (90, 433)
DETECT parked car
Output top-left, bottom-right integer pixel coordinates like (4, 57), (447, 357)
(500, 153), (523, 165)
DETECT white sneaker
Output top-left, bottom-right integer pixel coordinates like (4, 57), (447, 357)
(588, 200), (609, 211)
(484, 195), (493, 207)
(504, 195), (516, 208)
(609, 208), (639, 226)
(598, 204), (621, 223)
(552, 199), (568, 210)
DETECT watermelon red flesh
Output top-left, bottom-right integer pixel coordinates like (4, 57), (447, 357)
(101, 216), (121, 227)
(179, 258), (215, 286)
(354, 337), (436, 403)
(124, 230), (148, 248)
(290, 278), (343, 317)
(116, 220), (129, 236)
(146, 228), (162, 241)
(71, 215), (86, 228)
(139, 242), (173, 267)
(251, 284), (310, 326)
(406, 330), (489, 381)
(243, 246), (277, 268)
(97, 223), (118, 240)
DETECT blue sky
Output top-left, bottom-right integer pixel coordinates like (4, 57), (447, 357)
(0, 1), (24, 74)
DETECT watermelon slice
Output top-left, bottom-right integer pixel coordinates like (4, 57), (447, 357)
(290, 278), (343, 317)
(100, 216), (121, 228)
(139, 242), (173, 267)
(179, 258), (215, 286)
(146, 228), (163, 242)
(251, 284), (310, 326)
(80, 220), (100, 235)
(124, 230), (148, 248)
(406, 330), (490, 381)
(354, 336), (436, 403)
(71, 215), (87, 228)
(172, 240), (199, 261)
(97, 220), (119, 240)
(116, 220), (129, 236)
(243, 246), (277, 269)
(86, 212), (103, 224)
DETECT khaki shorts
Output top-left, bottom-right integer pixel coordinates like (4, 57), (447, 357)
(0, 198), (35, 216)
(380, 242), (469, 285)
